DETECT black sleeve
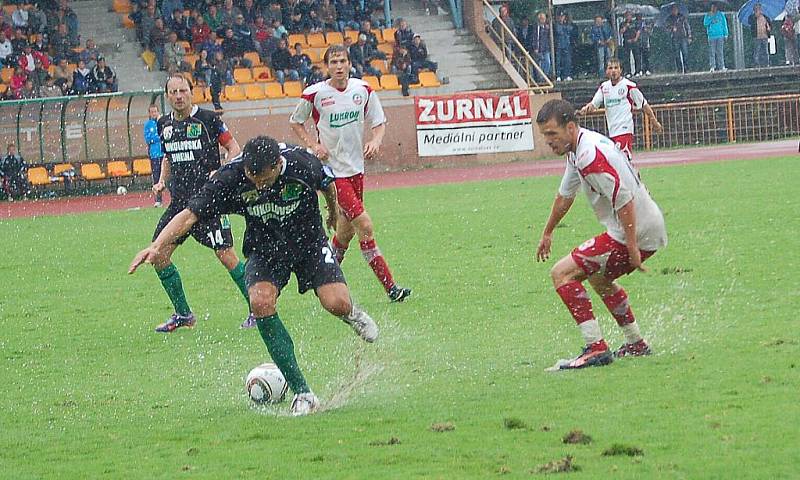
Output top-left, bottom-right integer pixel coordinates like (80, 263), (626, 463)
(187, 168), (240, 220)
(308, 154), (335, 191)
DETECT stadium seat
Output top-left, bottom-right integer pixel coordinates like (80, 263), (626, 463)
(0, 84), (6, 96)
(418, 71), (441, 87)
(370, 59), (388, 74)
(121, 15), (135, 29)
(371, 28), (384, 43)
(244, 51), (261, 67)
(288, 33), (307, 48)
(382, 28), (397, 44)
(184, 53), (199, 67)
(141, 50), (157, 71)
(344, 30), (359, 43)
(325, 32), (343, 45)
(132, 158), (152, 176)
(53, 163), (75, 177)
(27, 167), (52, 186)
(252, 66), (271, 81)
(245, 83), (267, 100)
(112, 0), (132, 13)
(192, 87), (207, 104)
(1, 67), (13, 84)
(223, 85), (246, 101)
(178, 41), (192, 54)
(264, 82), (284, 98)
(379, 74), (401, 90)
(306, 48), (322, 63)
(283, 81), (303, 97)
(377, 43), (395, 58)
(362, 75), (382, 91)
(307, 33), (326, 48)
(81, 163), (106, 182)
(107, 161), (132, 178)
(234, 67), (254, 84)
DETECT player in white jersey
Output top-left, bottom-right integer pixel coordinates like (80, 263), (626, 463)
(289, 44), (412, 303)
(535, 99), (668, 371)
(578, 58), (662, 160)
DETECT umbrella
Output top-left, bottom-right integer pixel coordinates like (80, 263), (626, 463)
(737, 0), (787, 23)
(613, 3), (661, 15)
(657, 2), (689, 27)
(785, 0), (798, 15)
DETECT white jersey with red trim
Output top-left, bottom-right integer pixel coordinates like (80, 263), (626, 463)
(590, 78), (646, 138)
(559, 128), (667, 251)
(289, 78), (386, 177)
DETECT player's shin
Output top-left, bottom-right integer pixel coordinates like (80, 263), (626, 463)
(255, 313), (310, 394)
(156, 263), (192, 315)
(360, 238), (395, 292)
(331, 235), (349, 263)
(227, 260), (250, 302)
(556, 281), (603, 345)
(602, 288), (642, 343)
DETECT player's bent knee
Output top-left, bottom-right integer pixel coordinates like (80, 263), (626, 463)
(248, 283), (278, 317)
(318, 285), (352, 316)
(551, 256), (585, 287)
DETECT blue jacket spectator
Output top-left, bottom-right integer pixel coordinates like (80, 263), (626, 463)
(590, 21), (612, 46)
(703, 9), (728, 39)
(144, 116), (163, 160)
(161, 0), (184, 23)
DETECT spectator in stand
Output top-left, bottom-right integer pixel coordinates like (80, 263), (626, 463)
(554, 11), (576, 81)
(19, 43), (49, 73)
(516, 16), (534, 54)
(232, 14), (255, 52)
(252, 16), (271, 56)
(532, 12), (551, 79)
(337, 0), (359, 32)
(391, 44), (416, 96)
(12, 4), (30, 34)
(8, 66), (27, 99)
(11, 28), (28, 56)
(222, 27), (252, 68)
(51, 23), (77, 62)
(305, 64), (324, 85)
(290, 42), (313, 81)
(619, 11), (641, 76)
(138, 3), (158, 48)
(318, 0), (337, 31)
(61, 2), (81, 46)
(30, 57), (50, 91)
(264, 1), (283, 27)
(90, 57), (117, 93)
(590, 15), (612, 76)
(285, 9), (303, 33)
(665, 4), (692, 73)
(72, 59), (91, 94)
(143, 104), (164, 207)
(220, 0), (242, 31)
(349, 33), (381, 78)
(191, 13), (211, 52)
(409, 33), (437, 73)
(20, 78), (37, 98)
(636, 13), (653, 75)
(209, 50), (227, 110)
(271, 37), (299, 84)
(193, 48), (213, 85)
(150, 17), (168, 70)
(160, 0), (183, 24)
(0, 31), (13, 67)
(28, 4), (47, 35)
(165, 31), (191, 72)
(40, 76), (62, 97)
(749, 4), (771, 67)
(782, 14), (797, 65)
(0, 143), (29, 200)
(204, 4), (224, 35)
(795, 16), (800, 59)
(703, 3), (729, 72)
(240, 0), (260, 26)
(394, 18), (414, 49)
(53, 57), (73, 93)
(261, 26), (282, 65)
(80, 38), (101, 69)
(305, 9), (324, 33)
(169, 8), (193, 42)
(358, 20), (380, 50)
(201, 30), (223, 59)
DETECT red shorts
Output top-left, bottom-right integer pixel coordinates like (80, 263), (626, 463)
(334, 174), (365, 220)
(571, 232), (656, 280)
(611, 133), (634, 158)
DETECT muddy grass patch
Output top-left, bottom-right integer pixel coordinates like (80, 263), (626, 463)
(562, 430), (592, 445)
(534, 456), (581, 474)
(503, 417), (529, 430)
(602, 444), (644, 457)
(430, 422), (455, 432)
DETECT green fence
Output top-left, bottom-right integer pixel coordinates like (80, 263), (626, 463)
(0, 90), (164, 166)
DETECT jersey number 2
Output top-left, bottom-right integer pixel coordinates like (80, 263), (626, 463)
(322, 246), (335, 264)
(207, 229), (224, 246)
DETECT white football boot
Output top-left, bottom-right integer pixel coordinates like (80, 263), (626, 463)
(290, 392), (320, 416)
(341, 304), (379, 343)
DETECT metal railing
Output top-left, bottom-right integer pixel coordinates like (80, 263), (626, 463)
(0, 90), (164, 165)
(481, 0), (553, 93)
(579, 94), (800, 151)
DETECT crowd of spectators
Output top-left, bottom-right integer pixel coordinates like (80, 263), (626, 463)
(0, 0), (119, 100)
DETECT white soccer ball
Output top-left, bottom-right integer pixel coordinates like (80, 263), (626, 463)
(246, 363), (288, 404)
(116, 186), (128, 195)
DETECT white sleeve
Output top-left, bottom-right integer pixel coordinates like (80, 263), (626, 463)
(364, 89), (386, 128)
(289, 97), (313, 124)
(579, 157), (634, 211)
(629, 86), (646, 109)
(591, 87), (604, 108)
(558, 161), (581, 198)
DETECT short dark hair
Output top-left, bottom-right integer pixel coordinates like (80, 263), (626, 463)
(243, 136), (281, 174)
(164, 74), (193, 93)
(536, 99), (577, 127)
(324, 44), (350, 63)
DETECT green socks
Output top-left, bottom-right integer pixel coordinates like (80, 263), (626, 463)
(228, 261), (250, 303)
(156, 263), (191, 316)
(256, 313), (309, 394)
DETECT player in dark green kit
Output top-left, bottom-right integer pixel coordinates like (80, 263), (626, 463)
(150, 74), (253, 332)
(130, 136), (379, 416)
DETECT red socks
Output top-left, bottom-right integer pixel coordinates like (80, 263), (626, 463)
(602, 288), (635, 326)
(360, 238), (395, 292)
(556, 281), (595, 324)
(331, 235), (348, 264)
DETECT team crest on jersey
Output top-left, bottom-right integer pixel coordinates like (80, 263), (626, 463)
(618, 87), (625, 95)
(352, 93), (364, 105)
(281, 182), (303, 201)
(187, 123), (202, 138)
(162, 125), (173, 140)
(241, 189), (260, 204)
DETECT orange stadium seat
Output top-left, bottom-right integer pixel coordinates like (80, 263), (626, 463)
(112, 0), (132, 14)
(107, 161), (132, 178)
(379, 74), (401, 90)
(382, 28), (397, 44)
(245, 83), (267, 100)
(81, 163), (106, 181)
(362, 75), (382, 91)
(418, 71), (441, 87)
(122, 15), (135, 29)
(325, 32), (343, 45)
(0, 85), (7, 96)
(307, 33), (326, 48)
(264, 82), (284, 98)
(133, 158), (152, 176)
(223, 85), (246, 101)
(343, 30), (358, 43)
(377, 43), (394, 58)
(288, 33), (307, 48)
(27, 167), (52, 186)
(52, 163), (75, 180)
(234, 67), (254, 84)
(371, 28), (384, 43)
(178, 41), (192, 54)
(252, 66), (271, 80)
(192, 86), (207, 104)
(244, 51), (261, 67)
(1, 67), (13, 84)
(370, 59), (388, 74)
(306, 48), (322, 63)
(283, 81), (303, 97)
(184, 53), (198, 66)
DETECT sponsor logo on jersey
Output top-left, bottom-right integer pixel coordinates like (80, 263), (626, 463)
(352, 93), (364, 105)
(281, 182), (303, 201)
(187, 123), (202, 138)
(329, 110), (360, 128)
(241, 189), (260, 204)
(247, 200), (300, 222)
(321, 96), (335, 106)
(164, 139), (203, 152)
(162, 125), (173, 140)
(606, 98), (622, 107)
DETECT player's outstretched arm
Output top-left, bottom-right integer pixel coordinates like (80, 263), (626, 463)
(643, 104), (663, 133)
(616, 200), (646, 272)
(220, 135), (241, 164)
(128, 209), (199, 274)
(578, 103), (597, 115)
(536, 194), (575, 262)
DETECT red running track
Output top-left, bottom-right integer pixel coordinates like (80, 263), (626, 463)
(2, 139), (796, 220)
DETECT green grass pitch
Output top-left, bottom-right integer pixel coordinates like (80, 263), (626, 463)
(1, 157), (798, 479)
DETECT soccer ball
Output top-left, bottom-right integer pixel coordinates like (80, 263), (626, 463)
(116, 186), (128, 195)
(246, 363), (288, 404)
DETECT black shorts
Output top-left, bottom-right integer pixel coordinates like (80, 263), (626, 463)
(245, 238), (346, 295)
(153, 203), (234, 251)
